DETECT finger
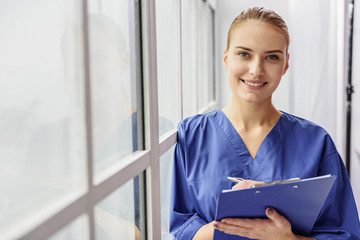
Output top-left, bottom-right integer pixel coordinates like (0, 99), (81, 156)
(266, 207), (289, 226)
(232, 180), (264, 190)
(214, 221), (264, 240)
(214, 221), (253, 236)
(221, 218), (257, 228)
(216, 227), (252, 237)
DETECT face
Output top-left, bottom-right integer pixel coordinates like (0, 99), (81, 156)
(223, 20), (289, 105)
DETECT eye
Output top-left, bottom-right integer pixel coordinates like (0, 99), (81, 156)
(237, 51), (250, 59)
(266, 55), (279, 60)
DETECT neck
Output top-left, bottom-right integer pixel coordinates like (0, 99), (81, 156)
(222, 97), (281, 131)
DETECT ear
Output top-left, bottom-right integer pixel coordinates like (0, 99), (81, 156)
(223, 49), (229, 70)
(282, 53), (290, 75)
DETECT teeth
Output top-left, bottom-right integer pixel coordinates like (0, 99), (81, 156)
(244, 81), (265, 87)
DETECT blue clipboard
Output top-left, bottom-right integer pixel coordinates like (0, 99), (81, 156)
(213, 175), (336, 240)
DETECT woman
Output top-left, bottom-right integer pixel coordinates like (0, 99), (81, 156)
(169, 7), (360, 240)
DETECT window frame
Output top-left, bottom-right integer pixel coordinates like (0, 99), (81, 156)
(15, 0), (217, 239)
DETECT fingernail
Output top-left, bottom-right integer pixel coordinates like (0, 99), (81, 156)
(267, 207), (273, 214)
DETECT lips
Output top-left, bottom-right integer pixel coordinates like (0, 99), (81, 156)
(241, 79), (267, 88)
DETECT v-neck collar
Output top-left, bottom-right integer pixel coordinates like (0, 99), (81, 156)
(213, 110), (287, 178)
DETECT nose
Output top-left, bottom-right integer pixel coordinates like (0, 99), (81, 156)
(248, 57), (264, 77)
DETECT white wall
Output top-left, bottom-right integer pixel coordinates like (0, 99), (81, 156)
(287, 0), (345, 153)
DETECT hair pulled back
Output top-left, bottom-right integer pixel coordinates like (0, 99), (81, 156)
(226, 7), (290, 52)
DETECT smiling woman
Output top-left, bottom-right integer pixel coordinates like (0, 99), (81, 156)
(223, 19), (289, 107)
(169, 6), (360, 240)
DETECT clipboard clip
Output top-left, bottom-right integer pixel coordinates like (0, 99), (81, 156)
(251, 177), (301, 188)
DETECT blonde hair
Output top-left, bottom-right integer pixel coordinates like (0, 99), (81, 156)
(226, 7), (290, 52)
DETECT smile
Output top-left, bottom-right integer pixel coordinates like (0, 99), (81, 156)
(241, 79), (267, 87)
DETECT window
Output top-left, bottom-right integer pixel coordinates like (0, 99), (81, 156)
(197, 1), (216, 111)
(182, 0), (217, 117)
(49, 215), (89, 240)
(156, 0), (181, 136)
(0, 0), (216, 239)
(181, 0), (197, 117)
(160, 147), (175, 239)
(0, 1), (87, 238)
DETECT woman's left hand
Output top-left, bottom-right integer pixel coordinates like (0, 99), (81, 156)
(213, 207), (297, 240)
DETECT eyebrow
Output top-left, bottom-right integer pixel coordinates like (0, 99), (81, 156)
(235, 46), (284, 55)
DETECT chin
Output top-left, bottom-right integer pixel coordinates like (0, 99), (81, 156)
(238, 94), (272, 105)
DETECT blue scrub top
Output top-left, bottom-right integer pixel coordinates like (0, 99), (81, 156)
(170, 110), (360, 240)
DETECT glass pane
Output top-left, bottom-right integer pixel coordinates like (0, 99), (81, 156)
(156, 0), (179, 136)
(87, 1), (141, 176)
(49, 214), (89, 240)
(95, 177), (141, 240)
(197, 0), (207, 110)
(181, 0), (197, 118)
(0, 1), (86, 238)
(207, 7), (216, 102)
(160, 146), (175, 239)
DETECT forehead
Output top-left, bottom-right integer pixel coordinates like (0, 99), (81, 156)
(229, 20), (287, 51)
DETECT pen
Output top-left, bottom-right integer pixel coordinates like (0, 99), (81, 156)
(227, 177), (245, 183)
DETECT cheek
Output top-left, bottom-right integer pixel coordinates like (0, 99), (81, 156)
(228, 61), (247, 76)
(266, 65), (285, 79)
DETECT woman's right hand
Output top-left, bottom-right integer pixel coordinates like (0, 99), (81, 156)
(231, 180), (264, 190)
(193, 179), (265, 240)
